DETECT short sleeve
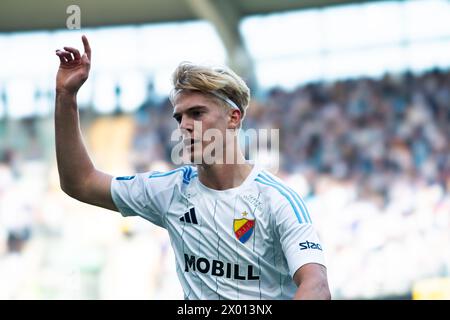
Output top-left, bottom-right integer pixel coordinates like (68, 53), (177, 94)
(111, 172), (167, 228)
(275, 201), (326, 278)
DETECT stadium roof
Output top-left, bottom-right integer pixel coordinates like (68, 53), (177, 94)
(0, 0), (384, 32)
(0, 0), (385, 88)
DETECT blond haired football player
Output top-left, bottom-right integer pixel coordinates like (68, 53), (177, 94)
(55, 36), (331, 300)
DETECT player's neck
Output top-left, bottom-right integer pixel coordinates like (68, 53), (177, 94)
(196, 152), (253, 191)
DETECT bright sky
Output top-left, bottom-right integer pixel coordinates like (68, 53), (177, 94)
(0, 0), (450, 118)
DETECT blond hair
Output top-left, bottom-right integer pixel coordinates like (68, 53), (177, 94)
(170, 62), (250, 120)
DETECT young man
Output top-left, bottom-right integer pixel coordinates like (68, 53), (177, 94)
(55, 35), (331, 300)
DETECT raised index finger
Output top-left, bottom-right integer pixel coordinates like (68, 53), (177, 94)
(82, 35), (91, 60)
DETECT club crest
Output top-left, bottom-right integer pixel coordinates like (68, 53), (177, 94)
(233, 214), (255, 243)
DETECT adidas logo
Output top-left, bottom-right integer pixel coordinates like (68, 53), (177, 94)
(179, 207), (198, 225)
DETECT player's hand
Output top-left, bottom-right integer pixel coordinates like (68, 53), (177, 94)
(55, 35), (91, 95)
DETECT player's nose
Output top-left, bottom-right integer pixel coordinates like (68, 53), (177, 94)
(180, 116), (193, 132)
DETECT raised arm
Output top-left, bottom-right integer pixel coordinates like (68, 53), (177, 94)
(293, 263), (331, 300)
(55, 35), (117, 211)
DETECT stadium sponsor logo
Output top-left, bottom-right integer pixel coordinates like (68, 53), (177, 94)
(233, 217), (255, 243)
(184, 254), (260, 280)
(170, 121), (280, 173)
(299, 240), (322, 251)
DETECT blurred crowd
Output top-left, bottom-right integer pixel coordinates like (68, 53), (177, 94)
(130, 68), (450, 298)
(0, 68), (449, 299)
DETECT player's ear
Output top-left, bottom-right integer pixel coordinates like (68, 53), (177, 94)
(228, 109), (241, 130)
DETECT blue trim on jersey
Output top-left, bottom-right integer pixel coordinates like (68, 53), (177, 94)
(115, 175), (135, 181)
(260, 172), (312, 223)
(182, 166), (188, 183)
(183, 166), (193, 184)
(148, 167), (184, 178)
(148, 166), (196, 185)
(255, 176), (304, 224)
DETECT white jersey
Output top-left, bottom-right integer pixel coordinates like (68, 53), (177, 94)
(111, 164), (326, 300)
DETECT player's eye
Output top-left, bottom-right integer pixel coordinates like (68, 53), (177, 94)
(192, 110), (203, 118)
(173, 115), (182, 124)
